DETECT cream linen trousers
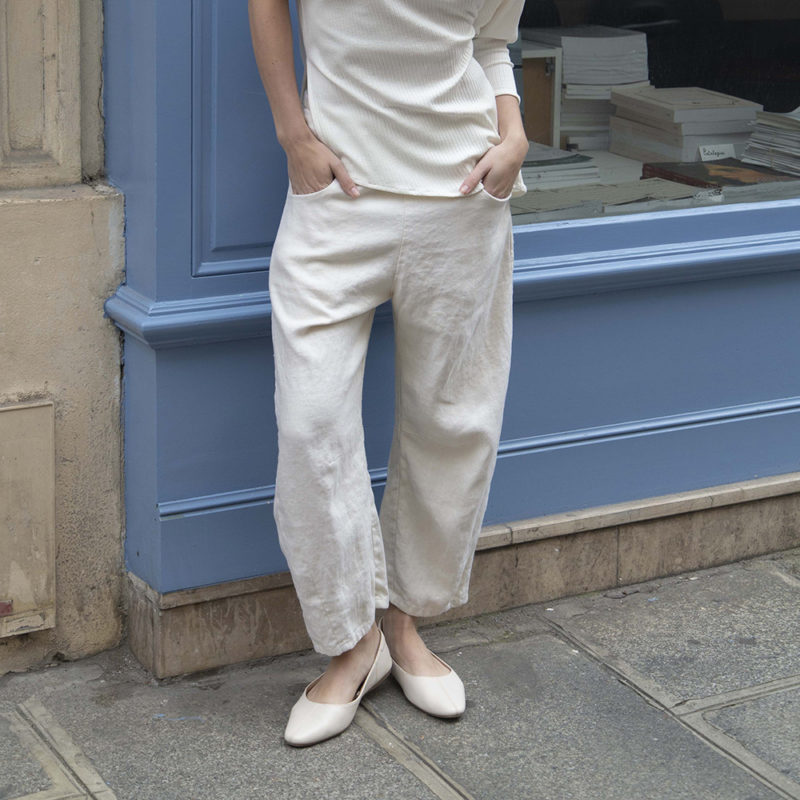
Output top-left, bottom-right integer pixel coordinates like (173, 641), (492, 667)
(269, 177), (514, 656)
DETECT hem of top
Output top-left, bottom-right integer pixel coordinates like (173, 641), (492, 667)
(352, 179), (484, 198)
(349, 184), (528, 199)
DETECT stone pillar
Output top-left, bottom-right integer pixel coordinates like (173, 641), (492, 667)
(0, 0), (126, 674)
(0, 0), (82, 187)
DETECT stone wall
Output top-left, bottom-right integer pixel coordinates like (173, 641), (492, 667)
(0, 0), (126, 673)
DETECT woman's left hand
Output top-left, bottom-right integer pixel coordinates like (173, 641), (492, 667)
(459, 134), (528, 199)
(459, 93), (529, 199)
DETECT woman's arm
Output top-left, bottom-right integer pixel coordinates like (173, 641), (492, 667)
(247, 0), (359, 197)
(459, 94), (528, 198)
(461, 0), (528, 197)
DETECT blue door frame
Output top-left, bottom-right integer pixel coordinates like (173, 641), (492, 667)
(102, 1), (800, 594)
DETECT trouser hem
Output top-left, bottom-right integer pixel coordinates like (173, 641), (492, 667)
(313, 615), (377, 658)
(387, 588), (469, 620)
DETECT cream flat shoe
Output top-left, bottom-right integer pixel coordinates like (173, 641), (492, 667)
(378, 618), (466, 718)
(284, 628), (392, 747)
(390, 652), (466, 718)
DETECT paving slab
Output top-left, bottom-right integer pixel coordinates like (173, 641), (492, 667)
(705, 686), (800, 787)
(1, 552), (798, 800)
(365, 632), (781, 800)
(0, 710), (51, 798)
(541, 561), (800, 705)
(418, 603), (552, 656)
(0, 645), (436, 800)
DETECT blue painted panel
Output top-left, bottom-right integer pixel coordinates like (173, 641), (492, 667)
(103, 0), (301, 301)
(121, 338), (161, 587)
(160, 503), (285, 589)
(156, 338), (275, 502)
(194, 0), (304, 277)
(102, 0), (158, 298)
(148, 309), (394, 591)
(102, 0), (191, 300)
(103, 0), (800, 594)
(485, 404), (800, 526)
(152, 400), (800, 591)
(150, 315), (392, 591)
(362, 313), (397, 471)
(502, 270), (800, 440)
(153, 1), (195, 300)
(148, 267), (800, 590)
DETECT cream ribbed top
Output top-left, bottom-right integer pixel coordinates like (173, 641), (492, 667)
(296, 0), (528, 198)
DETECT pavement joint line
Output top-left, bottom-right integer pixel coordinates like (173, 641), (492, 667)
(356, 701), (478, 800)
(535, 613), (800, 799)
(534, 614), (683, 710)
(672, 675), (800, 716)
(15, 697), (118, 800)
(680, 711), (800, 800)
(2, 707), (87, 800)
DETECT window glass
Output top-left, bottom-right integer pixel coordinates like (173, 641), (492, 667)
(509, 0), (800, 224)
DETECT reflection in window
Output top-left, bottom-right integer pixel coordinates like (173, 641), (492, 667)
(509, 0), (800, 224)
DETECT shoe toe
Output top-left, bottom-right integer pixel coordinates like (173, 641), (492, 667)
(392, 661), (466, 718)
(284, 691), (358, 747)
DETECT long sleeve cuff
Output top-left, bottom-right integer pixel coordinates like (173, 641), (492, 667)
(472, 0), (524, 101)
(472, 37), (519, 100)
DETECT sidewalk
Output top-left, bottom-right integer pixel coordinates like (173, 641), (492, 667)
(2, 546), (799, 800)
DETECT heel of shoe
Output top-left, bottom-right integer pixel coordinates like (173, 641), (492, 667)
(364, 629), (393, 694)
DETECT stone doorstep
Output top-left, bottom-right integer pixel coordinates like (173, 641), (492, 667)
(126, 472), (800, 679)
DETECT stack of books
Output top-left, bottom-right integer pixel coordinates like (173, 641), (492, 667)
(521, 26), (648, 85)
(642, 158), (800, 202)
(584, 150), (643, 184)
(742, 106), (800, 177)
(609, 85), (762, 163)
(560, 81), (650, 150)
(521, 141), (600, 189)
(522, 26), (650, 151)
(509, 178), (707, 224)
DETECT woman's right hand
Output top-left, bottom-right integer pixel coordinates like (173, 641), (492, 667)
(248, 0), (357, 197)
(285, 133), (360, 198)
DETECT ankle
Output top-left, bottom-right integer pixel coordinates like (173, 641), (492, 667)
(360, 622), (379, 654)
(382, 605), (417, 632)
(332, 623), (378, 666)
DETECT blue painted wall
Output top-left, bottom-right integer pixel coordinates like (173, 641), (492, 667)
(103, 0), (800, 593)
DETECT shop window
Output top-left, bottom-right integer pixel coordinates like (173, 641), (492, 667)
(509, 0), (800, 224)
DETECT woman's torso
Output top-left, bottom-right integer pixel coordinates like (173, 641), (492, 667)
(296, 0), (525, 197)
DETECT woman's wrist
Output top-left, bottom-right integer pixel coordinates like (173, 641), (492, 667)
(499, 129), (529, 160)
(495, 93), (528, 160)
(278, 120), (318, 154)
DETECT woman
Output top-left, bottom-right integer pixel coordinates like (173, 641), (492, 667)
(248, 0), (528, 747)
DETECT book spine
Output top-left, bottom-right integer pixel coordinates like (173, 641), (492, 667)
(641, 165), (717, 188)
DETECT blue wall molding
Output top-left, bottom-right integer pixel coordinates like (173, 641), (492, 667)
(159, 485), (274, 519)
(105, 214), (800, 349)
(513, 227), (800, 302)
(103, 285), (270, 348)
(498, 395), (800, 455)
(157, 393), (800, 521)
